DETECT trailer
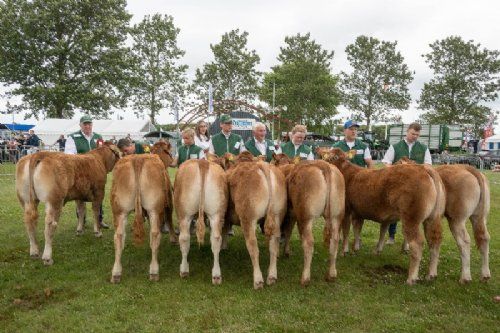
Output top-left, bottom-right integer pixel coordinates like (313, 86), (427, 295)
(388, 124), (463, 153)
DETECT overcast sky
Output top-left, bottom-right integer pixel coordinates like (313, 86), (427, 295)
(2, 0), (499, 128)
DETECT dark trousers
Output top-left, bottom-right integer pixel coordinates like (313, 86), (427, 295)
(388, 222), (397, 238)
(76, 205), (103, 223)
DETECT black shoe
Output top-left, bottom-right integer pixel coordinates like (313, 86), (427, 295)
(99, 221), (110, 229)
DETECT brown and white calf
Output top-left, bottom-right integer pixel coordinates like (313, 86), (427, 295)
(110, 153), (173, 282)
(286, 160), (345, 286)
(15, 144), (120, 265)
(320, 148), (445, 285)
(174, 158), (228, 284)
(224, 151), (287, 289)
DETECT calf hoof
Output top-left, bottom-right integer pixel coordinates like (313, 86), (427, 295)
(43, 258), (54, 266)
(300, 278), (310, 287)
(372, 249), (382, 256)
(401, 249), (410, 255)
(426, 274), (437, 281)
(76, 230), (84, 236)
(480, 275), (491, 283)
(324, 273), (336, 283)
(30, 253), (40, 259)
(406, 278), (419, 286)
(110, 275), (121, 284)
(149, 274), (160, 282)
(180, 271), (189, 278)
(94, 231), (103, 238)
(266, 276), (277, 286)
(459, 278), (472, 285)
(169, 236), (178, 244)
(283, 251), (290, 258)
(253, 280), (264, 290)
(212, 276), (222, 285)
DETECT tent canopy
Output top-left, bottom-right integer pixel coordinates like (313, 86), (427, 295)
(32, 118), (156, 145)
(4, 123), (35, 131)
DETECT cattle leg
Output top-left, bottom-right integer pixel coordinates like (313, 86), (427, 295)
(41, 202), (62, 265)
(209, 214), (223, 285)
(75, 200), (86, 235)
(402, 222), (424, 285)
(326, 216), (341, 282)
(470, 215), (491, 281)
(23, 201), (40, 258)
(374, 223), (391, 255)
(92, 201), (103, 238)
(241, 219), (264, 289)
(281, 214), (295, 258)
(297, 219), (314, 287)
(179, 216), (191, 278)
(149, 211), (161, 281)
(447, 218), (471, 283)
(164, 204), (178, 244)
(267, 214), (281, 286)
(423, 217), (442, 281)
(111, 212), (127, 283)
(221, 221), (231, 250)
(340, 215), (351, 256)
(352, 218), (364, 252)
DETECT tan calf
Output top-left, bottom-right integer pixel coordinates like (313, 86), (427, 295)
(225, 151), (287, 289)
(110, 154), (172, 282)
(174, 159), (228, 285)
(287, 160), (345, 286)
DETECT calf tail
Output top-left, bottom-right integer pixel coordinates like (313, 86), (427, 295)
(317, 162), (333, 248)
(465, 166), (490, 246)
(26, 155), (41, 225)
(425, 166), (445, 223)
(259, 163), (275, 238)
(196, 160), (209, 245)
(133, 158), (146, 245)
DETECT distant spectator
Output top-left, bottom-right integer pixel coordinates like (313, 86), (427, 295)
(25, 129), (40, 147)
(55, 135), (66, 151)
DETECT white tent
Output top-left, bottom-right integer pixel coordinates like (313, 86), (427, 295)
(32, 118), (155, 146)
(485, 134), (500, 150)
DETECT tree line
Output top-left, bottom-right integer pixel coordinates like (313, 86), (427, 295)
(0, 0), (498, 136)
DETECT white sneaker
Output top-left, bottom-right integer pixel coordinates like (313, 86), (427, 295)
(386, 237), (395, 245)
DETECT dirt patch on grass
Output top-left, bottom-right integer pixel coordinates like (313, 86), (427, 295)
(364, 264), (406, 286)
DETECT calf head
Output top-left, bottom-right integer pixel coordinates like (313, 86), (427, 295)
(151, 141), (173, 168)
(94, 142), (121, 172)
(319, 148), (348, 168)
(206, 152), (235, 171)
(236, 151), (257, 163)
(271, 153), (292, 166)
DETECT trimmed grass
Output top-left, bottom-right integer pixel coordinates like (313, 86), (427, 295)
(0, 162), (499, 332)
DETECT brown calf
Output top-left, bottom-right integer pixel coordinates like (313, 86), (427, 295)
(15, 144), (120, 265)
(320, 148), (445, 285)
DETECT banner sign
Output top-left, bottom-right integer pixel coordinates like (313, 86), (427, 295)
(231, 118), (255, 131)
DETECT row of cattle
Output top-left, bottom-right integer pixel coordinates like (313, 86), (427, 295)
(15, 142), (491, 289)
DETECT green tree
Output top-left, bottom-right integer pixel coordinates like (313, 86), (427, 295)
(193, 29), (261, 106)
(260, 33), (340, 131)
(277, 32), (334, 68)
(0, 0), (132, 119)
(342, 35), (413, 128)
(418, 36), (500, 135)
(129, 14), (188, 124)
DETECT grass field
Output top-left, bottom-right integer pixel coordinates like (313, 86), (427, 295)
(0, 162), (498, 332)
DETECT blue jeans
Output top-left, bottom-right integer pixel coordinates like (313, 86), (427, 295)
(388, 222), (397, 238)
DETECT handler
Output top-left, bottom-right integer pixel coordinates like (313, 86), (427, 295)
(281, 124), (314, 161)
(245, 122), (280, 162)
(333, 120), (374, 168)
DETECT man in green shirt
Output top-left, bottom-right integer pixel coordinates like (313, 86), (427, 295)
(209, 114), (245, 157)
(281, 124), (314, 160)
(64, 115), (108, 229)
(382, 122), (432, 244)
(245, 122), (280, 162)
(117, 138), (150, 155)
(333, 120), (374, 168)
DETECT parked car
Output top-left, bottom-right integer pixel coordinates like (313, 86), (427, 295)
(478, 150), (500, 169)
